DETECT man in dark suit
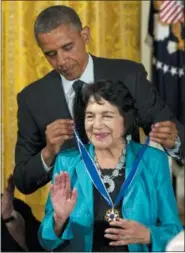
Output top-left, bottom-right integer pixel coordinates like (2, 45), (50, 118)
(13, 5), (184, 195)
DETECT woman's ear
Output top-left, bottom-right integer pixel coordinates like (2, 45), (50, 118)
(81, 26), (90, 44)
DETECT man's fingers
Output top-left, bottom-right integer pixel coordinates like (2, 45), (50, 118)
(149, 137), (165, 144)
(47, 125), (74, 136)
(150, 121), (178, 149)
(150, 132), (168, 139)
(52, 127), (74, 134)
(46, 126), (74, 143)
(151, 127), (177, 134)
(153, 121), (175, 128)
(47, 119), (74, 129)
(150, 132), (177, 140)
(46, 120), (74, 149)
(49, 135), (73, 145)
(51, 122), (74, 131)
(150, 136), (175, 146)
(49, 119), (74, 125)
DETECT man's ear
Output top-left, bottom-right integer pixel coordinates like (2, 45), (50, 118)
(81, 26), (90, 44)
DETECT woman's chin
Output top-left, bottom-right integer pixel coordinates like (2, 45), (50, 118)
(91, 140), (110, 149)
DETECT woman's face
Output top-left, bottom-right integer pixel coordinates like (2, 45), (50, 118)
(85, 96), (125, 149)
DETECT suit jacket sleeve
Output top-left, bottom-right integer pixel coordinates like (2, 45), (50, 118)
(13, 93), (52, 194)
(130, 63), (184, 159)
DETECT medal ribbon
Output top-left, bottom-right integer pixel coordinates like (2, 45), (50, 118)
(74, 130), (150, 208)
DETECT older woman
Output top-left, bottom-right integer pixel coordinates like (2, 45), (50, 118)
(39, 80), (182, 252)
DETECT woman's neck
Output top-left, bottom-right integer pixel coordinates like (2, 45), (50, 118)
(95, 142), (126, 169)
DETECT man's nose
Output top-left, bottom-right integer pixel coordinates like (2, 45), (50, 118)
(56, 50), (67, 66)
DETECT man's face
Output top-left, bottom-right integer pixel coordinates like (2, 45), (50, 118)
(37, 24), (90, 80)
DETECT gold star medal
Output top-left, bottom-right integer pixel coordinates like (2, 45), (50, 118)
(105, 208), (119, 222)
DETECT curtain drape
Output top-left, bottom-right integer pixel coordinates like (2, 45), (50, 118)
(2, 1), (141, 220)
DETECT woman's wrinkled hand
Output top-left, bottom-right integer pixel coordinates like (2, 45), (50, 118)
(104, 218), (151, 246)
(51, 171), (77, 223)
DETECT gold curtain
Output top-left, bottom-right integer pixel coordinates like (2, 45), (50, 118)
(2, 1), (141, 221)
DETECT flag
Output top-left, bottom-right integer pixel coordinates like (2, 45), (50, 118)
(147, 0), (185, 126)
(159, 0), (184, 24)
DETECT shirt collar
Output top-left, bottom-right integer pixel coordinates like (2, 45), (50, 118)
(60, 54), (94, 96)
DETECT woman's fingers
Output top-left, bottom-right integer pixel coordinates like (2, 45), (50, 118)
(104, 229), (130, 240)
(105, 219), (150, 245)
(109, 218), (131, 229)
(52, 172), (75, 200)
(71, 188), (78, 203)
(109, 238), (137, 246)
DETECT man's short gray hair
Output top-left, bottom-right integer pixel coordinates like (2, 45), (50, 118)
(34, 5), (82, 43)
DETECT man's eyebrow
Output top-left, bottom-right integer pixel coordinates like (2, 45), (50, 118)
(62, 42), (73, 48)
(61, 42), (74, 51)
(43, 42), (73, 55)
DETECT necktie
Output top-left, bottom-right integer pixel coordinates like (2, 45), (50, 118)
(72, 80), (85, 95)
(72, 80), (87, 143)
(72, 80), (85, 116)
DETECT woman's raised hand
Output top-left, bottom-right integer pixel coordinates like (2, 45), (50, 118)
(51, 172), (77, 223)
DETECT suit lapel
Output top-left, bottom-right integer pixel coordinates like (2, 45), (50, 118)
(92, 54), (117, 81)
(45, 70), (72, 120)
(92, 55), (106, 81)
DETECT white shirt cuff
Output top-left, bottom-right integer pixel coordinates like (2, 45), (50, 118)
(165, 135), (181, 159)
(41, 150), (53, 172)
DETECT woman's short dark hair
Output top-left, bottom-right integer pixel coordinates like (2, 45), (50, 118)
(73, 80), (138, 144)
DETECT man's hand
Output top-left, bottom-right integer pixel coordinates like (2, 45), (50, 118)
(104, 218), (150, 246)
(42, 119), (74, 166)
(149, 121), (178, 149)
(1, 175), (15, 220)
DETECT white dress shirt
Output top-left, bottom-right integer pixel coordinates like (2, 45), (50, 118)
(61, 54), (94, 117)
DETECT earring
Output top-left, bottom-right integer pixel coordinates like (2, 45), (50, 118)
(126, 135), (132, 144)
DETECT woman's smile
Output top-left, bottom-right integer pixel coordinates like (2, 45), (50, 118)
(94, 133), (109, 141)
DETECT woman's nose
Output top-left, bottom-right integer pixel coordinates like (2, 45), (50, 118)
(93, 117), (103, 128)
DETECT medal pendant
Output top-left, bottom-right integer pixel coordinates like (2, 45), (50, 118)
(104, 208), (119, 222)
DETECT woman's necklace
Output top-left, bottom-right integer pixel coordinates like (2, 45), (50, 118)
(94, 148), (126, 193)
